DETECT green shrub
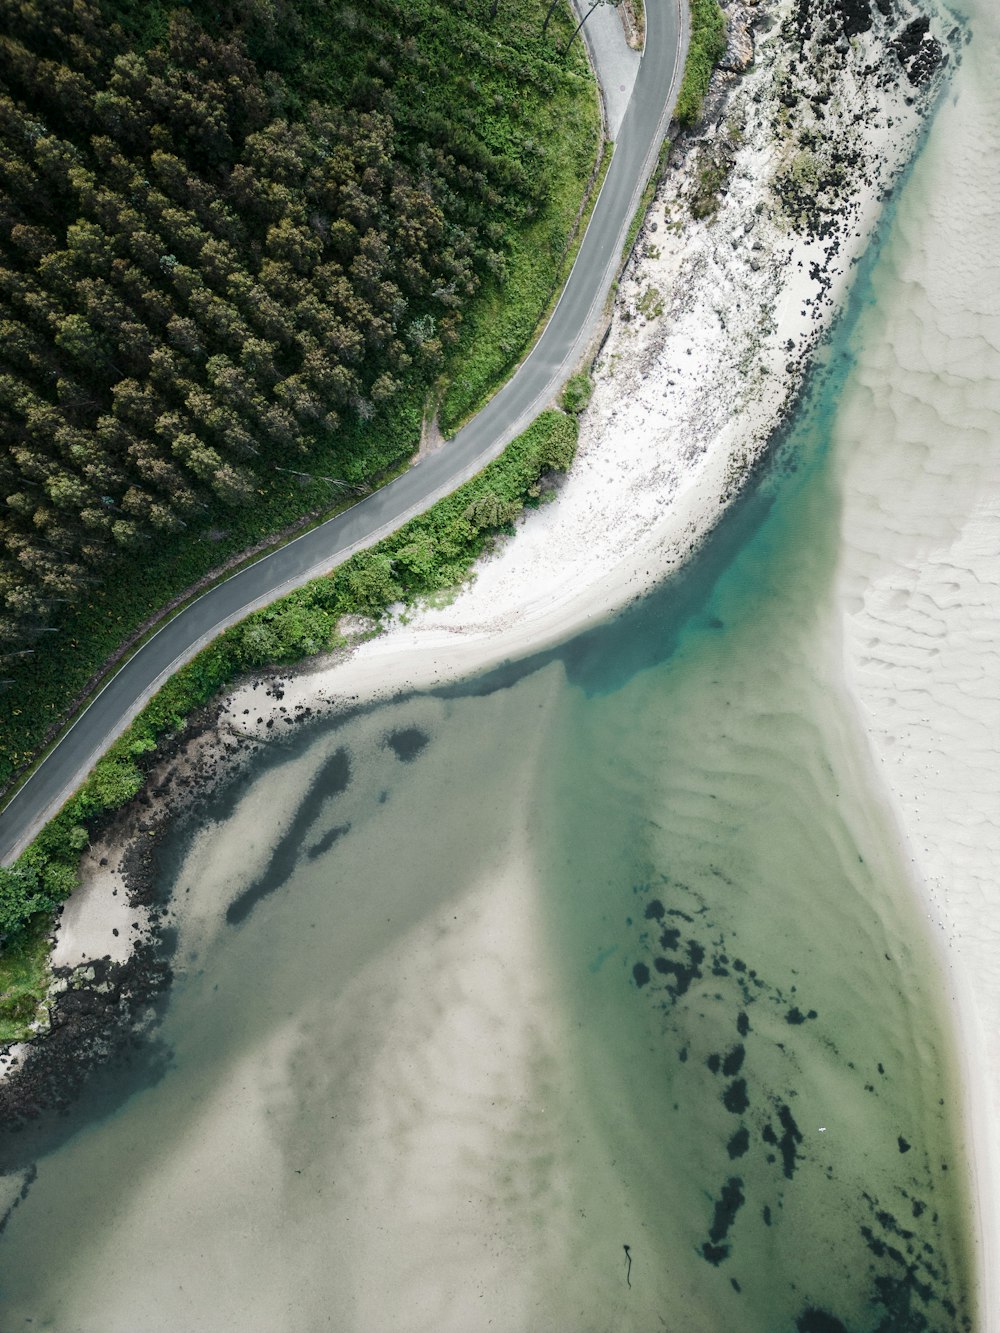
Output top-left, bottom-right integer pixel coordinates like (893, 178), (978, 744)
(537, 412), (579, 471)
(90, 758), (145, 811)
(465, 491), (522, 531)
(561, 371), (594, 416)
(675, 0), (727, 127)
(343, 554), (403, 613)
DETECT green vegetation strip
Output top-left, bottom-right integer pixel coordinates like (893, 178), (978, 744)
(675, 0), (728, 127)
(619, 0), (730, 269)
(440, 133), (612, 437)
(0, 410), (578, 1038)
(0, 913), (51, 1045)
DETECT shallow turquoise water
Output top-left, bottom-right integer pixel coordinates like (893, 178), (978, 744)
(523, 381), (975, 1328)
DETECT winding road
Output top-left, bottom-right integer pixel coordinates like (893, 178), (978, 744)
(0, 0), (687, 862)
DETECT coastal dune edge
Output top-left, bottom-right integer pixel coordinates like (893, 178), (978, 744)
(216, 0), (958, 709)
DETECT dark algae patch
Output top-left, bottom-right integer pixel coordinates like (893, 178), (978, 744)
(722, 1044), (746, 1076)
(306, 824), (351, 860)
(727, 1126), (751, 1160)
(702, 1176), (745, 1265)
(723, 1078), (749, 1115)
(776, 1104), (803, 1179)
(796, 1312), (850, 1333)
(227, 748), (351, 925)
(383, 728), (430, 763)
(619, 873), (973, 1328)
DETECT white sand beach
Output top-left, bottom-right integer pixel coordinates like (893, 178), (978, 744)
(220, 0), (954, 717)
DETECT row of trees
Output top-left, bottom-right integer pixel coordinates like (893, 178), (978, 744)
(0, 0), (570, 653)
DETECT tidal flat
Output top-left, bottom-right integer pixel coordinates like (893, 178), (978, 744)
(0, 347), (976, 1327)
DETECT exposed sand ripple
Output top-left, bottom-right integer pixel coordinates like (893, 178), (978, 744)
(833, 13), (1000, 1317)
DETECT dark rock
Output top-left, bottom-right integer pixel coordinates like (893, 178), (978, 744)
(836, 0), (872, 38)
(721, 12), (755, 72)
(796, 1311), (850, 1333)
(892, 16), (943, 85)
(727, 1126), (750, 1159)
(723, 1078), (749, 1114)
(0, 939), (173, 1174)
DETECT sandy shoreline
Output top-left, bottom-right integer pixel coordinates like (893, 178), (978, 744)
(7, 0), (993, 1320)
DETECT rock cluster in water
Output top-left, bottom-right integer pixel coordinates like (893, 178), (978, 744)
(626, 872), (972, 1330)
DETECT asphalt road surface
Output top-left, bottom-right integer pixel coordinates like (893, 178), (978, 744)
(0, 0), (687, 862)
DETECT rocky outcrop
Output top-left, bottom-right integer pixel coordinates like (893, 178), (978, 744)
(721, 8), (756, 72)
(593, 0), (960, 522)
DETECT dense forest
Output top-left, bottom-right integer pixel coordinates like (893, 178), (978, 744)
(0, 0), (598, 787)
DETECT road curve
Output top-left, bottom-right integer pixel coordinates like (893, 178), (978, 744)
(0, 0), (687, 863)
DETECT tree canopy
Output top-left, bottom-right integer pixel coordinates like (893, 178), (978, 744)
(0, 0), (580, 655)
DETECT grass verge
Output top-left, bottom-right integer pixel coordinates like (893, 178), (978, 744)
(437, 73), (606, 433)
(0, 915), (52, 1044)
(675, 0), (728, 126)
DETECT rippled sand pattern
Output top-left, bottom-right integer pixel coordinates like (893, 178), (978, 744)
(0, 513), (974, 1330)
(833, 7), (1000, 1309)
(527, 454), (973, 1329)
